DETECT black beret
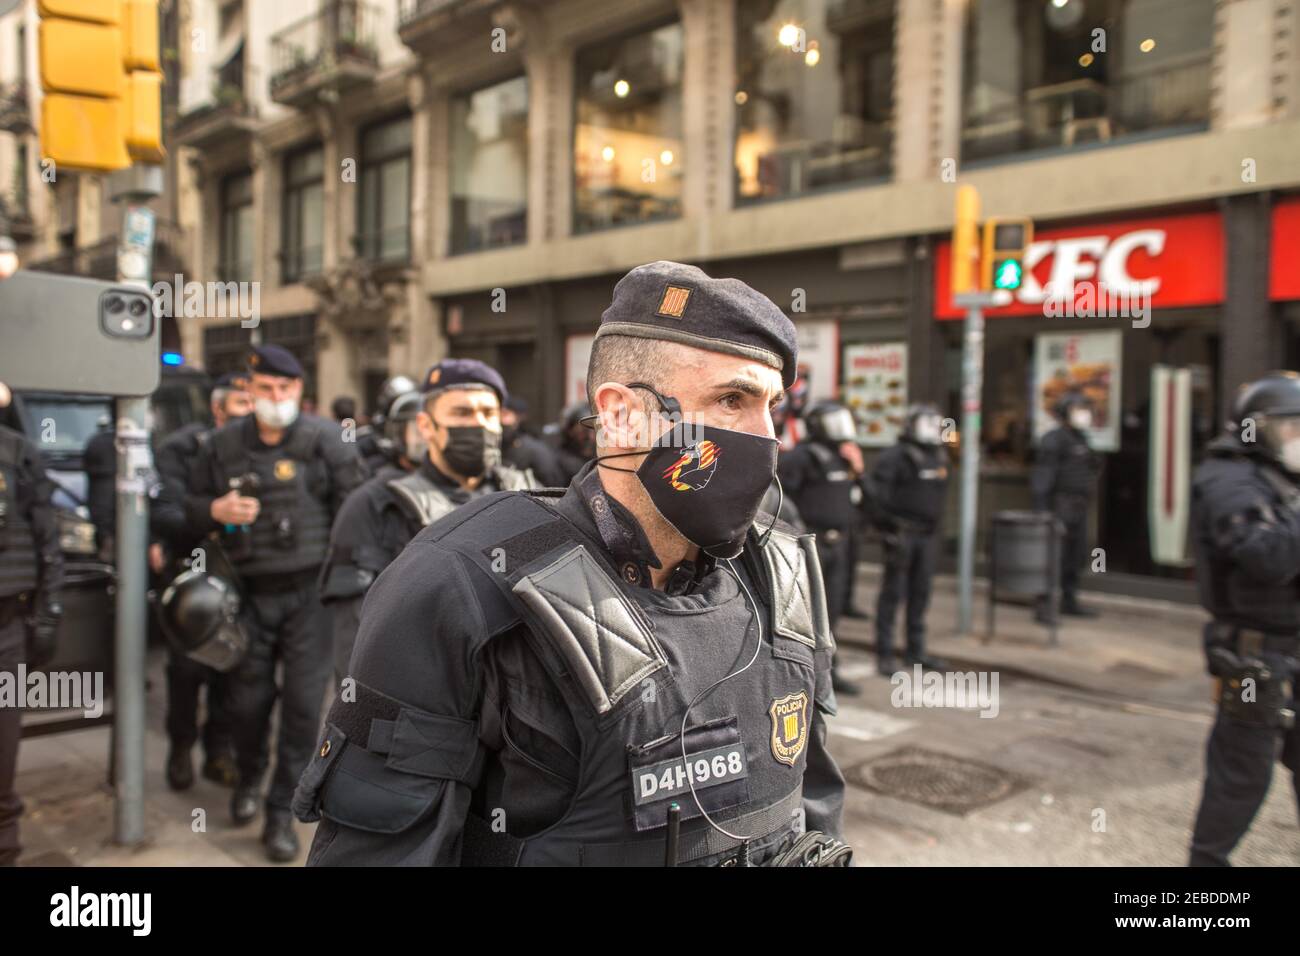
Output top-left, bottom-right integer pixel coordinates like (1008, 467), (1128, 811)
(214, 371), (249, 390)
(246, 344), (304, 379)
(596, 260), (798, 389)
(421, 358), (507, 404)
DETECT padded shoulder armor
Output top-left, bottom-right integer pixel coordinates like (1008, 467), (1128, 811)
(387, 470), (458, 528)
(760, 529), (833, 652)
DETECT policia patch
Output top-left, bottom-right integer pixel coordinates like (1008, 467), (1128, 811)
(769, 692), (810, 766)
(274, 459), (297, 481)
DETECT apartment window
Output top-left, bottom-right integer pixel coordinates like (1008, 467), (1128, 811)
(219, 171), (254, 284)
(282, 145), (324, 283)
(450, 75), (528, 254)
(574, 20), (684, 234)
(962, 0), (1213, 163)
(735, 0), (895, 202)
(357, 114), (412, 263)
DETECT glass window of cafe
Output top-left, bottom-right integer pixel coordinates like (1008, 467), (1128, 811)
(573, 19), (684, 234)
(735, 0), (895, 202)
(938, 310), (1221, 580)
(450, 74), (529, 254)
(961, 0), (1214, 164)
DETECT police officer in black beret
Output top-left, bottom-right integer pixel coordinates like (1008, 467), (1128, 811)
(867, 404), (950, 674)
(295, 260), (848, 866)
(779, 399), (866, 695)
(1031, 391), (1101, 621)
(151, 371), (253, 791)
(0, 380), (64, 865)
(320, 359), (537, 683)
(1188, 371), (1300, 866)
(184, 345), (366, 862)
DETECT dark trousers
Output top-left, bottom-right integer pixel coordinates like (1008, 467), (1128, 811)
(228, 575), (332, 812)
(165, 648), (233, 757)
(1189, 696), (1300, 866)
(875, 530), (939, 661)
(814, 531), (852, 630)
(1060, 514), (1089, 604)
(0, 616), (26, 865)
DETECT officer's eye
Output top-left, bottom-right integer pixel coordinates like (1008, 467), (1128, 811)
(719, 392), (744, 411)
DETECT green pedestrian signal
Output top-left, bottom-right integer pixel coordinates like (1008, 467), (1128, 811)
(993, 258), (1023, 291)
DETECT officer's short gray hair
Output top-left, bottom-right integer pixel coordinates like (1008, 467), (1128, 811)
(585, 334), (684, 416)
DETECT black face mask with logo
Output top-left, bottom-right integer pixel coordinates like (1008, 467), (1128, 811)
(595, 384), (780, 559)
(438, 424), (501, 478)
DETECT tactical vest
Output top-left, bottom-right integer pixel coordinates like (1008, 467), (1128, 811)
(1052, 429), (1098, 499)
(211, 419), (332, 577)
(450, 493), (833, 865)
(790, 443), (857, 533)
(890, 442), (949, 530)
(387, 464), (534, 530)
(0, 430), (39, 598)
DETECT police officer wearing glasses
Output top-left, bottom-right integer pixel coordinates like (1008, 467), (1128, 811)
(295, 261), (848, 867)
(1188, 371), (1300, 866)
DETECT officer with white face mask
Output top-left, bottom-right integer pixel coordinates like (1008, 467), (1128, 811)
(183, 344), (366, 862)
(1031, 391), (1101, 621)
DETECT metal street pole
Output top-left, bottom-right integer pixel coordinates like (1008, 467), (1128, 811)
(109, 165), (163, 846)
(953, 289), (1008, 635)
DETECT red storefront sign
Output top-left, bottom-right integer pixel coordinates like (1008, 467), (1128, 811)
(934, 211), (1225, 319)
(1270, 195), (1300, 301)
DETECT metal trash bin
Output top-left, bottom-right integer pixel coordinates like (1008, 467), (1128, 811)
(986, 510), (1064, 646)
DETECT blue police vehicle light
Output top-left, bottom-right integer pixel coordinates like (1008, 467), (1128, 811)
(162, 352), (185, 366)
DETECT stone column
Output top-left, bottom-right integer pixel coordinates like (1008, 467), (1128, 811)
(678, 0), (734, 244)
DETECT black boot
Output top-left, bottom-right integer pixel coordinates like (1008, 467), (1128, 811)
(231, 786), (259, 826)
(202, 752), (239, 788)
(831, 667), (862, 696)
(166, 744), (194, 791)
(262, 809), (299, 863)
(904, 653), (948, 672)
(876, 655), (900, 677)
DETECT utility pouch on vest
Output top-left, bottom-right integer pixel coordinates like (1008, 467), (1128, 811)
(627, 715), (751, 833)
(271, 510), (296, 550)
(1218, 659), (1296, 729)
(766, 829), (853, 867)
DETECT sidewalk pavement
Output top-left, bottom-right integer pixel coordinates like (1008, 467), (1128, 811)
(835, 563), (1213, 711)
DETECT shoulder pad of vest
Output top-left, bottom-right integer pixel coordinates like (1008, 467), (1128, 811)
(495, 463), (537, 491)
(386, 470), (459, 528)
(758, 528), (834, 652)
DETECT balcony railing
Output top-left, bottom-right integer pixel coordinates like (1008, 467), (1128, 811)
(172, 83), (259, 149)
(397, 0), (502, 54)
(270, 1), (380, 106)
(397, 0), (461, 29)
(0, 188), (35, 240)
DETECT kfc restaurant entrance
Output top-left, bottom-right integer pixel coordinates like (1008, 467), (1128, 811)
(928, 198), (1300, 596)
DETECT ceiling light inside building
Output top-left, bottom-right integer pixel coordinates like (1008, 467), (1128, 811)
(660, 150), (674, 165)
(1140, 38), (1156, 52)
(601, 145), (615, 162)
(778, 23), (800, 47)
(735, 90), (748, 105)
(614, 79), (630, 98)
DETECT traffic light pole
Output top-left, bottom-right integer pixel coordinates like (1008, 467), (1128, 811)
(953, 289), (1009, 636)
(109, 164), (162, 847)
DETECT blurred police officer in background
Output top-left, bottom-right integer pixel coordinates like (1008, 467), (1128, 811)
(320, 359), (537, 682)
(552, 401), (597, 485)
(83, 416), (117, 562)
(1188, 371), (1300, 866)
(501, 395), (565, 487)
(1031, 391), (1101, 621)
(183, 345), (366, 862)
(0, 380), (64, 866)
(355, 375), (419, 474)
(868, 404), (949, 675)
(779, 399), (865, 695)
(150, 372), (252, 791)
(295, 261), (847, 867)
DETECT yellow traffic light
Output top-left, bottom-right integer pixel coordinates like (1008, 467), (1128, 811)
(37, 0), (163, 172)
(951, 185), (981, 297)
(980, 218), (1034, 292)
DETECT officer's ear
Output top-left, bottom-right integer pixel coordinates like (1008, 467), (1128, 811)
(592, 382), (644, 451)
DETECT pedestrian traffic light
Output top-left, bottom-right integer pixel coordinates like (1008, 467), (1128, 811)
(37, 0), (164, 172)
(951, 185), (982, 297)
(981, 218), (1034, 293)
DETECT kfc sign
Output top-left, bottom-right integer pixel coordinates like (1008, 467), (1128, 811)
(935, 211), (1224, 319)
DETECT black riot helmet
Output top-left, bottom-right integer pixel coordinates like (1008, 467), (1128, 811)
(1053, 390), (1091, 422)
(804, 400), (858, 444)
(382, 390), (425, 464)
(1231, 370), (1300, 473)
(902, 403), (944, 445)
(158, 570), (249, 672)
(372, 375), (418, 425)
